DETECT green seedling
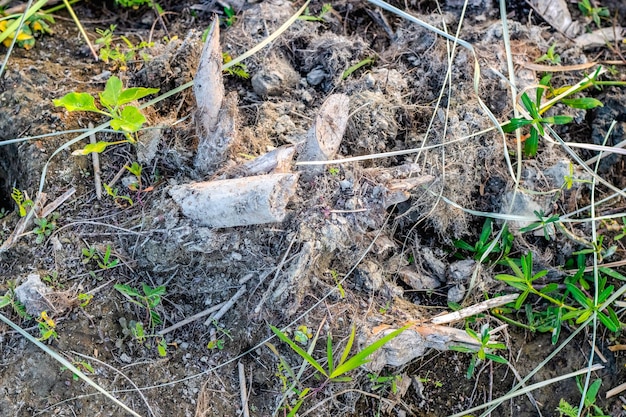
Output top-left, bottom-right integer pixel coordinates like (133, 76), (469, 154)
(329, 270), (345, 298)
(222, 52), (250, 79)
(37, 311), (58, 342)
(95, 25), (154, 71)
(613, 217), (626, 240)
(33, 214), (58, 244)
(11, 187), (33, 217)
(114, 282), (165, 329)
(42, 271), (62, 289)
(563, 161), (592, 190)
(103, 183), (133, 206)
(82, 244), (120, 269)
(53, 75), (159, 153)
(0, 13), (53, 50)
(561, 275), (621, 332)
(454, 218), (513, 262)
(342, 56), (376, 80)
(520, 210), (560, 240)
(124, 162), (142, 191)
(503, 75), (573, 156)
(115, 0), (161, 10)
(578, 0), (610, 28)
(573, 234), (617, 262)
(450, 324), (508, 379)
(535, 42), (560, 65)
(368, 373), (402, 394)
(328, 166), (339, 176)
(77, 293), (93, 308)
(0, 281), (30, 319)
(61, 360), (94, 382)
(221, 6), (237, 27)
(119, 316), (168, 356)
(270, 324), (409, 417)
(298, 3), (333, 22)
(558, 378), (609, 417)
(207, 320), (233, 350)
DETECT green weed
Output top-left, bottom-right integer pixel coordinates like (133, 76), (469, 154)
(269, 323), (408, 416)
(95, 25), (154, 71)
(37, 311), (58, 342)
(450, 324), (508, 379)
(82, 244), (120, 270)
(557, 377), (609, 417)
(0, 13), (53, 50)
(11, 187), (33, 217)
(61, 359), (94, 382)
(222, 52), (250, 79)
(454, 218), (513, 262)
(33, 214), (58, 244)
(298, 3), (333, 22)
(578, 0), (610, 28)
(221, 6), (237, 27)
(53, 75), (159, 153)
(0, 281), (30, 319)
(114, 282), (165, 329)
(535, 42), (560, 65)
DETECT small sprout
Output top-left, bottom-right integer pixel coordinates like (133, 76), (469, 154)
(11, 188), (33, 217)
(535, 42), (560, 65)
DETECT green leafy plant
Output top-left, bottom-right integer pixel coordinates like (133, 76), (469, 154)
(269, 324), (408, 416)
(61, 359), (94, 382)
(0, 13), (53, 50)
(298, 3), (333, 22)
(33, 214), (58, 244)
(342, 56), (376, 80)
(11, 187), (33, 217)
(103, 183), (133, 206)
(368, 373), (402, 394)
(82, 244), (120, 269)
(578, 0), (610, 28)
(0, 280), (30, 319)
(37, 311), (58, 341)
(115, 0), (160, 9)
(329, 270), (345, 298)
(95, 25), (154, 71)
(450, 324), (508, 379)
(557, 378), (609, 417)
(222, 52), (250, 79)
(53, 75), (159, 154)
(454, 218), (513, 262)
(520, 210), (560, 240)
(535, 42), (560, 65)
(114, 282), (165, 329)
(221, 6), (237, 27)
(207, 320), (233, 350)
(613, 217), (626, 240)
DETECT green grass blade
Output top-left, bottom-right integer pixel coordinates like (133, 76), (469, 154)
(330, 325), (408, 379)
(327, 331), (334, 375)
(338, 324), (356, 367)
(270, 325), (328, 377)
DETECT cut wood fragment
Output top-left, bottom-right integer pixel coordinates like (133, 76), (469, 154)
(298, 94), (350, 176)
(237, 146), (295, 176)
(193, 18), (240, 175)
(170, 173), (299, 228)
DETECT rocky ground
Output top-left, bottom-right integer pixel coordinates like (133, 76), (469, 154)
(0, 0), (625, 416)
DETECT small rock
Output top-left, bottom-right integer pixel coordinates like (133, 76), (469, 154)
(251, 57), (299, 96)
(14, 274), (53, 316)
(398, 267), (441, 290)
(306, 67), (327, 86)
(119, 353), (132, 364)
(356, 260), (384, 291)
(447, 259), (475, 283)
(447, 284), (466, 304)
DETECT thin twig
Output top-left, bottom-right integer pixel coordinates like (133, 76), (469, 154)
(203, 286), (247, 326)
(238, 362), (250, 417)
(158, 302), (226, 335)
(89, 123), (102, 200)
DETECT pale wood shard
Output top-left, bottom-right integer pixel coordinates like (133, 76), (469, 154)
(298, 94), (350, 176)
(169, 173), (299, 228)
(239, 146), (295, 176)
(193, 19), (240, 175)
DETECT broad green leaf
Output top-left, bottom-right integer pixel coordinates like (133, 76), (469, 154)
(494, 273), (525, 283)
(502, 118), (533, 133)
(561, 97), (603, 110)
(521, 93), (539, 118)
(539, 283), (559, 294)
(514, 290), (529, 310)
(525, 128), (539, 156)
(0, 295), (11, 308)
(585, 379), (602, 405)
(597, 311), (619, 332)
(118, 87), (160, 106)
(71, 141), (111, 155)
(330, 325), (408, 379)
(270, 325), (328, 377)
(143, 284), (166, 297)
(485, 353), (508, 364)
(100, 76), (123, 109)
(537, 74), (552, 104)
(150, 310), (162, 326)
(545, 115), (574, 125)
(466, 327), (479, 341)
(449, 345), (475, 353)
(487, 342), (506, 350)
(561, 310), (583, 321)
(478, 219), (492, 246)
(454, 240), (475, 251)
(114, 283), (141, 297)
(53, 92), (100, 113)
(600, 267), (626, 281)
(566, 283), (592, 308)
(111, 106), (146, 132)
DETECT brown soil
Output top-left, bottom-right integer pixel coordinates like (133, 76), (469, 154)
(0, 1), (625, 417)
